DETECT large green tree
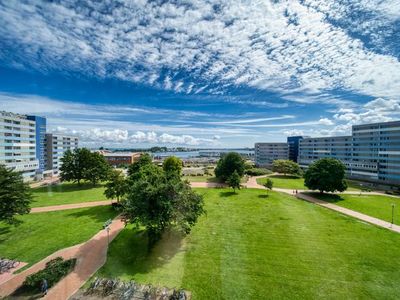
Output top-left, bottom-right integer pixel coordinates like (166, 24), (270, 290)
(127, 153), (153, 179)
(162, 156), (183, 179)
(214, 152), (245, 181)
(104, 170), (127, 203)
(272, 159), (301, 176)
(304, 158), (348, 193)
(0, 165), (33, 224)
(123, 164), (204, 248)
(84, 152), (111, 185)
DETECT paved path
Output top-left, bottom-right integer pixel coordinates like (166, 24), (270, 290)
(31, 200), (115, 213)
(30, 177), (60, 188)
(0, 216), (125, 299)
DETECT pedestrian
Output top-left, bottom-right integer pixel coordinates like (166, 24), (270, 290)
(295, 190), (298, 194)
(41, 278), (48, 296)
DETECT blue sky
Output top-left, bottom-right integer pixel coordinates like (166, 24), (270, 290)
(0, 0), (399, 148)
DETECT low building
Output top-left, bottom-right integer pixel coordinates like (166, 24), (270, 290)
(103, 152), (141, 166)
(45, 133), (79, 175)
(255, 143), (289, 167)
(0, 111), (39, 181)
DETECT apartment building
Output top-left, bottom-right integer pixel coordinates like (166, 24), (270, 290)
(255, 142), (289, 167)
(351, 121), (400, 186)
(45, 133), (79, 175)
(0, 111), (39, 181)
(103, 152), (141, 166)
(298, 136), (353, 170)
(287, 136), (308, 162)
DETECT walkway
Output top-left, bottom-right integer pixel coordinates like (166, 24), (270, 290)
(31, 200), (115, 213)
(0, 215), (125, 299)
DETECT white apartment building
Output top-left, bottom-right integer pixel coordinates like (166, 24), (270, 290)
(45, 133), (79, 175)
(255, 143), (289, 167)
(0, 111), (39, 181)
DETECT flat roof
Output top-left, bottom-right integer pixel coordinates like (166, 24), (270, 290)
(103, 152), (141, 157)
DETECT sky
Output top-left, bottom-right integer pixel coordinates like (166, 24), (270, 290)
(0, 0), (400, 148)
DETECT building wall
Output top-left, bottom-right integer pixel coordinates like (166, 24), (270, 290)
(351, 121), (400, 186)
(255, 143), (288, 167)
(45, 133), (79, 175)
(104, 153), (141, 166)
(287, 136), (308, 162)
(298, 136), (353, 171)
(27, 115), (46, 172)
(0, 111), (39, 181)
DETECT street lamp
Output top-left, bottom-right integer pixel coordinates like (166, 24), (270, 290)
(103, 219), (112, 245)
(391, 204), (395, 228)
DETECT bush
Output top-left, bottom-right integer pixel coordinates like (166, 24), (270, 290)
(23, 257), (76, 290)
(245, 168), (272, 176)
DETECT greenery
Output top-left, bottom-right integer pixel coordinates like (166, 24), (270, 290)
(263, 178), (273, 194)
(227, 170), (241, 192)
(60, 148), (111, 185)
(127, 153), (153, 179)
(0, 206), (117, 267)
(310, 193), (400, 225)
(245, 167), (272, 176)
(257, 175), (307, 190)
(31, 182), (106, 208)
(97, 188), (400, 299)
(104, 170), (127, 203)
(214, 152), (245, 181)
(182, 176), (220, 183)
(23, 257), (76, 290)
(163, 156), (183, 179)
(124, 163), (205, 248)
(272, 159), (301, 176)
(304, 158), (347, 193)
(0, 164), (33, 224)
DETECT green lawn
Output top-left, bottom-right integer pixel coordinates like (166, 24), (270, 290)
(257, 175), (362, 191)
(31, 182), (107, 207)
(310, 193), (400, 225)
(257, 174), (307, 189)
(0, 206), (117, 268)
(96, 188), (400, 299)
(182, 176), (220, 183)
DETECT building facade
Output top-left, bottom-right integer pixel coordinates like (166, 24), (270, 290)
(102, 152), (141, 166)
(255, 143), (289, 167)
(0, 111), (39, 181)
(45, 133), (79, 175)
(298, 136), (353, 170)
(287, 136), (308, 162)
(27, 115), (46, 172)
(351, 121), (400, 186)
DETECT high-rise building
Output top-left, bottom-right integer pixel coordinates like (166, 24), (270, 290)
(255, 142), (289, 167)
(0, 111), (39, 181)
(45, 133), (79, 175)
(351, 121), (400, 186)
(27, 115), (47, 172)
(298, 136), (353, 170)
(287, 136), (308, 162)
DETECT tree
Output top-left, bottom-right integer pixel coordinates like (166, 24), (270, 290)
(214, 152), (245, 181)
(123, 164), (204, 249)
(227, 170), (241, 193)
(127, 153), (153, 179)
(263, 178), (273, 195)
(163, 156), (183, 179)
(104, 170), (127, 203)
(0, 165), (33, 224)
(304, 158), (348, 193)
(272, 160), (301, 176)
(84, 152), (111, 185)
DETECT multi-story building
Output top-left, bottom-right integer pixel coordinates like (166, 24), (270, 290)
(255, 143), (288, 167)
(351, 121), (400, 186)
(298, 136), (353, 171)
(103, 152), (141, 167)
(45, 133), (79, 175)
(0, 111), (39, 181)
(27, 115), (46, 172)
(287, 136), (308, 162)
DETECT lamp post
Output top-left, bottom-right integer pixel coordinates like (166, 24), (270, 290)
(391, 204), (395, 228)
(103, 219), (112, 245)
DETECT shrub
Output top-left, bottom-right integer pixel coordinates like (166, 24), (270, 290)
(23, 257), (76, 290)
(245, 168), (272, 176)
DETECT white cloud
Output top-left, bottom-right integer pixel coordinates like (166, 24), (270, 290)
(283, 129), (305, 136)
(318, 118), (334, 126)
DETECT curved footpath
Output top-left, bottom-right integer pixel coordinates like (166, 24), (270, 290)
(0, 216), (125, 299)
(31, 200), (115, 213)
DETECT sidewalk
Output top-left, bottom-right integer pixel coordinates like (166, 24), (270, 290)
(31, 200), (115, 213)
(0, 216), (125, 299)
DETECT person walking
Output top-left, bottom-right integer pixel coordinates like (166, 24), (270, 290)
(41, 278), (48, 296)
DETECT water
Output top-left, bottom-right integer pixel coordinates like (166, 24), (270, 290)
(152, 149), (254, 159)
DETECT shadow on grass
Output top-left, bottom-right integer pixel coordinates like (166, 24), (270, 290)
(306, 192), (344, 203)
(219, 191), (236, 197)
(99, 227), (186, 279)
(10, 285), (42, 299)
(258, 194), (269, 199)
(270, 175), (302, 180)
(64, 206), (116, 223)
(32, 182), (103, 195)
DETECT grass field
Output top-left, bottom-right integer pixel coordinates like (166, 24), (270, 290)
(182, 176), (220, 183)
(0, 206), (117, 267)
(310, 193), (400, 225)
(31, 182), (107, 207)
(96, 188), (400, 299)
(257, 175), (362, 191)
